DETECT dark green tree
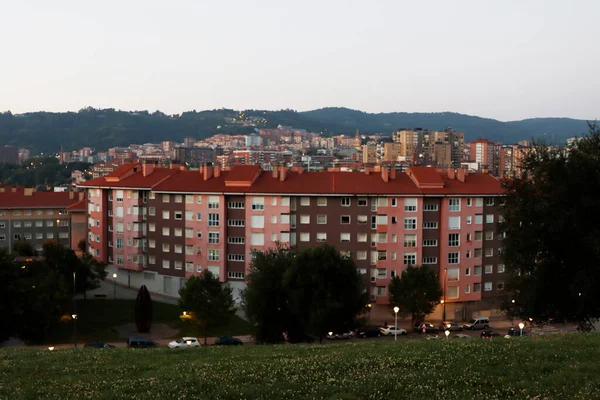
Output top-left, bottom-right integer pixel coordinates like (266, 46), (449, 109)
(135, 285), (153, 333)
(388, 265), (442, 330)
(242, 246), (295, 344)
(284, 245), (367, 343)
(12, 240), (35, 256)
(502, 123), (600, 331)
(0, 250), (20, 343)
(179, 271), (236, 345)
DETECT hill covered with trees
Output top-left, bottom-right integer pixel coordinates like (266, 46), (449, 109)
(0, 107), (592, 153)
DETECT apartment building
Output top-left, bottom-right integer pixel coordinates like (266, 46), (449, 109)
(0, 186), (87, 253)
(392, 128), (465, 167)
(80, 162), (505, 313)
(469, 138), (501, 176)
(499, 144), (530, 177)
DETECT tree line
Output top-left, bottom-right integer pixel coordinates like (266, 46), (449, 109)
(0, 157), (91, 187)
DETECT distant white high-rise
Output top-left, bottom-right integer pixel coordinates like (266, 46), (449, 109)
(245, 134), (262, 147)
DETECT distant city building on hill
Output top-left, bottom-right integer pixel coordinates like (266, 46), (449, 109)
(18, 148), (30, 163)
(92, 162), (122, 179)
(392, 128), (465, 168)
(170, 147), (215, 167)
(245, 133), (263, 147)
(468, 138), (501, 176)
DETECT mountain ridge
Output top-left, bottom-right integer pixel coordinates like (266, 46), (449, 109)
(0, 107), (593, 153)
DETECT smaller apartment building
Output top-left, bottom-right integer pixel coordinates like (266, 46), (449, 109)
(80, 162), (506, 311)
(0, 186), (87, 254)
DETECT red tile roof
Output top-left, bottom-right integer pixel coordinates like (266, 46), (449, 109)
(67, 199), (87, 212)
(78, 165), (504, 195)
(225, 165), (261, 187)
(0, 191), (83, 209)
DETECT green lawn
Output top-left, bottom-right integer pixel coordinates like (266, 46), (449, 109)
(2, 334), (599, 399)
(44, 299), (251, 344)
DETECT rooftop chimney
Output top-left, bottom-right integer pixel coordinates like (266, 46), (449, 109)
(381, 167), (389, 182)
(203, 163), (213, 181)
(447, 168), (455, 180)
(24, 188), (34, 196)
(456, 167), (468, 182)
(279, 165), (287, 182)
(272, 166), (279, 179)
(214, 163), (222, 178)
(69, 191), (75, 200)
(390, 167), (396, 180)
(142, 161), (156, 177)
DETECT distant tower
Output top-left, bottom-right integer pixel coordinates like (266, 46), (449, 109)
(59, 144), (64, 165)
(354, 129), (361, 150)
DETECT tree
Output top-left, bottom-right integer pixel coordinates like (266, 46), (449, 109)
(242, 246), (295, 344)
(502, 123), (600, 331)
(135, 285), (153, 333)
(284, 245), (367, 343)
(388, 265), (442, 330)
(12, 240), (35, 256)
(179, 271), (236, 344)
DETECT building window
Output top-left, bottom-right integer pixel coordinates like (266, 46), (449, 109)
(403, 252), (416, 265)
(299, 232), (310, 242)
(447, 286), (459, 299)
(484, 282), (493, 291)
(228, 271), (245, 279)
(174, 211), (183, 220)
(341, 197), (351, 207)
(208, 214), (219, 226)
(422, 257), (437, 264)
(474, 231), (483, 241)
(448, 252), (459, 264)
(474, 266), (482, 276)
(475, 198), (484, 207)
(465, 285), (471, 294)
(300, 197), (310, 206)
(486, 214), (495, 224)
(208, 249), (219, 261)
(228, 237), (245, 244)
(485, 248), (494, 257)
(317, 197), (327, 206)
(228, 201), (244, 209)
(485, 198), (495, 206)
(357, 233), (367, 242)
(448, 216), (461, 230)
(341, 215), (351, 224)
(357, 215), (367, 224)
(404, 198), (417, 212)
(497, 264), (505, 273)
(404, 217), (416, 230)
(300, 215), (310, 224)
(423, 221), (438, 229)
(208, 196), (220, 209)
(162, 211), (170, 220)
(403, 234), (416, 247)
(174, 261), (183, 270)
(474, 283), (481, 293)
(423, 239), (438, 247)
(465, 268), (471, 276)
(162, 227), (170, 236)
(208, 232), (220, 244)
(391, 198), (397, 207)
(228, 219), (245, 227)
(162, 194), (170, 203)
(317, 215), (327, 224)
(485, 265), (493, 274)
(316, 233), (327, 242)
(162, 243), (170, 252)
(448, 233), (460, 247)
(466, 216), (472, 225)
(340, 233), (351, 243)
(251, 197), (265, 210)
(485, 231), (494, 240)
(358, 198), (367, 207)
(475, 214), (483, 224)
(449, 198), (460, 211)
(197, 212), (202, 221)
(474, 248), (483, 258)
(497, 281), (505, 290)
(162, 260), (170, 269)
(423, 204), (438, 211)
(377, 251), (387, 261)
(228, 254), (245, 262)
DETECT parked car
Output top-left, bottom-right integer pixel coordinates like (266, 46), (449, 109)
(480, 330), (501, 339)
(441, 321), (463, 332)
(416, 323), (440, 334)
(463, 317), (490, 330)
(168, 337), (201, 348)
(327, 331), (354, 340)
(506, 327), (529, 337)
(357, 328), (381, 338)
(84, 342), (115, 349)
(214, 336), (243, 346)
(127, 337), (159, 348)
(379, 326), (407, 336)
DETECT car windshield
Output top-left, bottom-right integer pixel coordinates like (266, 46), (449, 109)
(176, 339), (185, 343)
(468, 319), (477, 324)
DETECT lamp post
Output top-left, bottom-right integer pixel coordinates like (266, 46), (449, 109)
(72, 313), (78, 348)
(393, 306), (399, 341)
(442, 268), (447, 322)
(367, 303), (372, 326)
(518, 322), (525, 337)
(112, 273), (117, 300)
(72, 271), (77, 348)
(445, 330), (450, 340)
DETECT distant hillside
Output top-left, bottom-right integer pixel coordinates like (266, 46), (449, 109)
(0, 107), (592, 154)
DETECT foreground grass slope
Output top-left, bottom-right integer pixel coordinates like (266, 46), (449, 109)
(1, 334), (599, 399)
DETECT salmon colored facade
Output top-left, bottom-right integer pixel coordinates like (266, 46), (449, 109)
(79, 162), (505, 308)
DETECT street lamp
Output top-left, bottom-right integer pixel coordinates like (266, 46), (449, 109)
(367, 303), (372, 326)
(393, 306), (399, 341)
(518, 322), (525, 337)
(112, 273), (117, 300)
(442, 268), (447, 321)
(445, 330), (450, 340)
(48, 346), (55, 351)
(72, 314), (78, 348)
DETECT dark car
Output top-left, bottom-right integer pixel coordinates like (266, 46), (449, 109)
(357, 328), (381, 338)
(84, 342), (115, 349)
(127, 337), (159, 348)
(507, 327), (529, 337)
(442, 321), (463, 332)
(416, 323), (440, 334)
(215, 336), (243, 346)
(480, 330), (501, 339)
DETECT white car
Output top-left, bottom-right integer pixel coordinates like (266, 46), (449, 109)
(379, 326), (407, 336)
(168, 337), (201, 348)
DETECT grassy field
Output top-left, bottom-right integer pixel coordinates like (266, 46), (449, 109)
(45, 299), (251, 344)
(1, 334), (599, 399)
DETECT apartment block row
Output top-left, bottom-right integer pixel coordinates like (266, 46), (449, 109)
(80, 162), (505, 306)
(0, 186), (87, 254)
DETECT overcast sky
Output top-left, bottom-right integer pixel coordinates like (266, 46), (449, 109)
(1, 0), (598, 121)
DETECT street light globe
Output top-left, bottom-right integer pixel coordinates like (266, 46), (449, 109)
(113, 273), (117, 279)
(183, 311), (187, 316)
(511, 299), (516, 304)
(440, 300), (445, 304)
(518, 322), (525, 330)
(445, 330), (450, 337)
(72, 314), (77, 320)
(367, 303), (372, 309)
(393, 306), (399, 314)
(48, 346), (55, 351)
(328, 331), (333, 336)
